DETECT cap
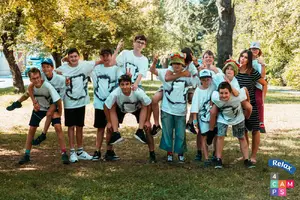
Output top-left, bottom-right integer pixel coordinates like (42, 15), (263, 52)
(250, 41), (261, 49)
(199, 69), (212, 78)
(41, 58), (54, 66)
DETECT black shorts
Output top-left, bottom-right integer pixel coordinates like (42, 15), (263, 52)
(201, 127), (218, 136)
(94, 109), (107, 128)
(116, 106), (140, 124)
(29, 110), (61, 127)
(64, 106), (85, 127)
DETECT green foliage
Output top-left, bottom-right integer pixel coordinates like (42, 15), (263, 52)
(283, 53), (300, 90)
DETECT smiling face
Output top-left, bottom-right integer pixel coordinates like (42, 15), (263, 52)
(119, 80), (132, 96)
(200, 77), (211, 88)
(29, 72), (43, 88)
(133, 39), (146, 52)
(219, 88), (231, 101)
(42, 64), (54, 77)
(171, 63), (184, 73)
(203, 53), (214, 66)
(68, 52), (80, 66)
(100, 53), (112, 66)
(251, 48), (260, 57)
(225, 65), (235, 79)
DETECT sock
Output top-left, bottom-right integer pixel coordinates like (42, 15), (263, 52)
(42, 132), (46, 136)
(70, 148), (75, 153)
(77, 147), (83, 154)
(61, 148), (66, 154)
(25, 149), (31, 156)
(197, 150), (202, 155)
(167, 151), (173, 156)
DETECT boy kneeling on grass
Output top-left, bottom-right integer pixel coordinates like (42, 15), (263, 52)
(18, 68), (69, 165)
(211, 82), (255, 169)
(104, 74), (156, 163)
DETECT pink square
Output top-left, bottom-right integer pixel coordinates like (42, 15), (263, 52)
(278, 188), (286, 196)
(286, 180), (295, 188)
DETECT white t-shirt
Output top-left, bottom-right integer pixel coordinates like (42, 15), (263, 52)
(105, 87), (151, 113)
(157, 69), (197, 116)
(167, 64), (200, 88)
(44, 72), (66, 100)
(211, 88), (247, 125)
(252, 60), (263, 90)
(190, 84), (216, 133)
(116, 50), (148, 85)
(212, 73), (240, 90)
(33, 81), (61, 111)
(57, 61), (95, 109)
(91, 64), (120, 110)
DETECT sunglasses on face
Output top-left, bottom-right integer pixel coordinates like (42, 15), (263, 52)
(169, 53), (185, 59)
(135, 40), (146, 45)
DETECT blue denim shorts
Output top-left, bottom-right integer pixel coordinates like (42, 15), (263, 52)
(217, 121), (245, 138)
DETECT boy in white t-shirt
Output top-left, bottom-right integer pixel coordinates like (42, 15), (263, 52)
(104, 75), (156, 163)
(18, 68), (69, 165)
(211, 82), (255, 169)
(190, 69), (216, 167)
(56, 48), (105, 163)
(90, 48), (121, 161)
(116, 35), (148, 91)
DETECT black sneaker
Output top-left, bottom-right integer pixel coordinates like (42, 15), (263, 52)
(204, 159), (212, 167)
(104, 150), (120, 161)
(215, 158), (223, 169)
(6, 101), (22, 111)
(151, 125), (161, 137)
(92, 151), (101, 161)
(194, 153), (202, 162)
(108, 132), (124, 145)
(61, 153), (70, 164)
(19, 154), (30, 165)
(134, 129), (147, 144)
(32, 133), (46, 146)
(186, 123), (197, 134)
(244, 159), (256, 169)
(149, 152), (157, 163)
(259, 123), (266, 133)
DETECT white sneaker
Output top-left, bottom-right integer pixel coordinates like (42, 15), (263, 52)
(167, 155), (173, 162)
(77, 151), (93, 160)
(69, 151), (78, 163)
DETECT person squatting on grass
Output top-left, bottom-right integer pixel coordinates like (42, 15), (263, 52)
(211, 82), (255, 169)
(152, 52), (198, 163)
(190, 69), (217, 167)
(236, 50), (268, 164)
(18, 67), (69, 165)
(104, 74), (156, 163)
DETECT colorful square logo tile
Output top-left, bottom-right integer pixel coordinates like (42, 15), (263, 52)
(270, 180), (278, 188)
(279, 180), (286, 188)
(270, 188), (278, 196)
(270, 172), (279, 180)
(286, 180), (295, 188)
(278, 188), (286, 196)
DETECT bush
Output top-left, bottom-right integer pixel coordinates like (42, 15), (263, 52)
(283, 53), (300, 90)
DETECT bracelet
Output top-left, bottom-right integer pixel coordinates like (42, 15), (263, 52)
(192, 119), (198, 125)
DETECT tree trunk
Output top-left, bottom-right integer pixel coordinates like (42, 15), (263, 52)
(1, 32), (25, 93)
(216, 0), (236, 68)
(51, 51), (62, 68)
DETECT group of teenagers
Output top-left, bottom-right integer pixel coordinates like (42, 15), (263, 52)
(7, 35), (268, 169)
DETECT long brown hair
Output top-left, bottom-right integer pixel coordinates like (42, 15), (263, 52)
(238, 50), (253, 75)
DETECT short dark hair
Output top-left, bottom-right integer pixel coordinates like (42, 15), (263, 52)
(100, 48), (113, 56)
(118, 74), (132, 85)
(134, 35), (147, 43)
(67, 48), (80, 56)
(202, 50), (214, 58)
(218, 81), (232, 93)
(181, 47), (193, 64)
(28, 67), (41, 78)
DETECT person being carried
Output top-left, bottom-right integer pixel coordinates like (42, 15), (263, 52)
(18, 68), (69, 165)
(211, 82), (255, 169)
(104, 74), (156, 163)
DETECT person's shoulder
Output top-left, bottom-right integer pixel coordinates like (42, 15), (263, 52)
(133, 88), (146, 96)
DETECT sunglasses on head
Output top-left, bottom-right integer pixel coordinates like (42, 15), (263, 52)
(169, 53), (185, 59)
(135, 40), (146, 45)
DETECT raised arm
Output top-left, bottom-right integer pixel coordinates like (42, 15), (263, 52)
(28, 83), (40, 111)
(150, 54), (159, 76)
(110, 39), (124, 66)
(165, 70), (190, 82)
(258, 78), (268, 99)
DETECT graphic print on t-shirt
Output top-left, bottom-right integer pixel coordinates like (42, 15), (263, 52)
(165, 80), (188, 104)
(220, 105), (240, 122)
(126, 62), (139, 83)
(121, 101), (140, 113)
(66, 73), (88, 101)
(94, 74), (116, 102)
(200, 99), (211, 123)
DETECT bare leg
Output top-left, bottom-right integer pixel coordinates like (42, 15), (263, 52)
(76, 126), (83, 148)
(138, 105), (147, 129)
(25, 126), (37, 150)
(110, 104), (119, 132)
(196, 133), (202, 152)
(96, 128), (105, 151)
(106, 128), (113, 151)
(43, 104), (56, 134)
(201, 135), (209, 160)
(68, 126), (75, 149)
(215, 136), (225, 159)
(251, 130), (260, 162)
(241, 101), (252, 119)
(151, 91), (162, 126)
(209, 104), (218, 131)
(238, 136), (249, 160)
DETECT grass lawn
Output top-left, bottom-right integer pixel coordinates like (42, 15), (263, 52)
(0, 81), (299, 199)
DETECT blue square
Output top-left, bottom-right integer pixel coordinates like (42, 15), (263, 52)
(270, 188), (278, 196)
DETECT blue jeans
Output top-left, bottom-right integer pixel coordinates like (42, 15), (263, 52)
(159, 111), (187, 154)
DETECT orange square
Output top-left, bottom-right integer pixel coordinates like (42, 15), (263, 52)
(279, 180), (286, 188)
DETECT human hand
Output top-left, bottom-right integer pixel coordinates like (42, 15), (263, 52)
(131, 83), (138, 91)
(117, 39), (124, 51)
(144, 121), (152, 133)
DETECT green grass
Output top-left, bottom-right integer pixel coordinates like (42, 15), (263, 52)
(0, 128), (299, 200)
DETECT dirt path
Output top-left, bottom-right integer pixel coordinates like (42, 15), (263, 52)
(1, 94), (300, 133)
